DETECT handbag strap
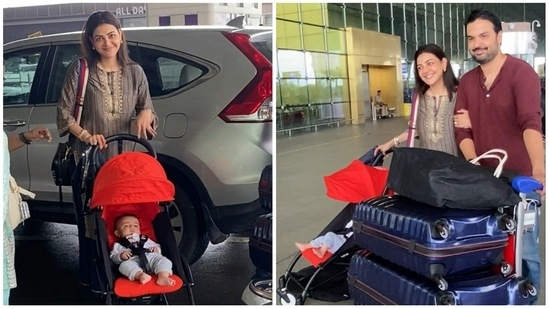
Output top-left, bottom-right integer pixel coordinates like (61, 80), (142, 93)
(73, 58), (89, 125)
(406, 92), (420, 147)
(469, 149), (508, 177)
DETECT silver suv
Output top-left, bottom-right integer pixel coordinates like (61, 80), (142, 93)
(3, 25), (273, 264)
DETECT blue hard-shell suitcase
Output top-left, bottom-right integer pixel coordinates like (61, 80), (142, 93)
(352, 195), (512, 289)
(249, 213), (272, 273)
(347, 250), (534, 305)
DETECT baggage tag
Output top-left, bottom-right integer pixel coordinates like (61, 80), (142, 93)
(522, 204), (538, 232)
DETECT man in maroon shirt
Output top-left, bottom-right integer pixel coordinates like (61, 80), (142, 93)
(454, 9), (544, 303)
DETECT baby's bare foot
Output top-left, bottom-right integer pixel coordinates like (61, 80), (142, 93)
(312, 247), (325, 258)
(156, 275), (175, 286)
(295, 242), (309, 251)
(138, 273), (152, 284)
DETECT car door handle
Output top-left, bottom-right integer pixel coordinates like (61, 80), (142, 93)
(3, 119), (27, 127)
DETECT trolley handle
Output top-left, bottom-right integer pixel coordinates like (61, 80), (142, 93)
(511, 176), (543, 195)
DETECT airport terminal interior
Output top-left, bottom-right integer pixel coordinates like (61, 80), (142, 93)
(276, 2), (546, 305)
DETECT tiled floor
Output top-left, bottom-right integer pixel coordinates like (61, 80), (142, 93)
(275, 117), (545, 305)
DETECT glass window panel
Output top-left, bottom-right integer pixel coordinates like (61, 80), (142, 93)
(279, 79), (309, 105)
(345, 3), (362, 10)
(326, 28), (346, 54)
(331, 79), (350, 102)
(276, 20), (301, 50)
(300, 3), (324, 26)
(277, 3), (299, 21)
(378, 3), (391, 20)
(278, 50), (306, 78)
(332, 101), (350, 120)
(363, 11), (377, 31)
(310, 103), (334, 124)
(302, 24), (326, 52)
(306, 52), (328, 78)
(427, 29), (435, 45)
(327, 3), (345, 29)
(363, 3), (377, 14)
(443, 30), (451, 54)
(417, 11), (426, 45)
(307, 79), (331, 104)
(4, 47), (44, 106)
(345, 6), (363, 28)
(378, 3), (391, 34)
(328, 54), (348, 78)
(276, 80), (281, 107)
(379, 16), (391, 34)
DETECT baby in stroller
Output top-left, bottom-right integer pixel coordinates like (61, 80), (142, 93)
(79, 134), (194, 304)
(294, 220), (353, 258)
(110, 213), (175, 286)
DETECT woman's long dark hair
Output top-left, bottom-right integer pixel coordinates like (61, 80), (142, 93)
(80, 11), (131, 70)
(413, 44), (459, 100)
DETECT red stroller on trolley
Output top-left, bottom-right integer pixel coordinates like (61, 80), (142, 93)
(79, 134), (195, 305)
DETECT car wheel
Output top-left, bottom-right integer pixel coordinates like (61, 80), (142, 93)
(166, 184), (210, 264)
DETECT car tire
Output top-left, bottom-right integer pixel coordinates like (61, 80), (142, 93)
(168, 184), (210, 265)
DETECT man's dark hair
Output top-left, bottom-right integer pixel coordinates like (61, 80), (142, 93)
(464, 9), (502, 33)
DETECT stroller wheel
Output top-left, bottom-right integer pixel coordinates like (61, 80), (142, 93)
(279, 293), (300, 305)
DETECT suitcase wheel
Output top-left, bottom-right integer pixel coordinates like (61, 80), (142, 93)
(500, 261), (513, 276)
(434, 276), (449, 291)
(519, 281), (537, 298)
(434, 221), (449, 239)
(500, 215), (516, 232)
(527, 284), (538, 297)
(438, 293), (456, 305)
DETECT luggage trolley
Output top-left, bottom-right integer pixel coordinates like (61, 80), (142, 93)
(506, 176), (543, 297)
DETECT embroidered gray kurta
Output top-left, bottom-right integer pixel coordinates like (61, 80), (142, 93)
(416, 93), (458, 156)
(57, 59), (157, 161)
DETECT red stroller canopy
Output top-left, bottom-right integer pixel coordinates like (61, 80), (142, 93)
(90, 152), (175, 208)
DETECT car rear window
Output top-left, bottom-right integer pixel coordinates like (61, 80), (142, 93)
(252, 41), (272, 63)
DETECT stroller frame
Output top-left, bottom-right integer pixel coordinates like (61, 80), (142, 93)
(277, 203), (359, 305)
(277, 147), (388, 305)
(79, 134), (196, 305)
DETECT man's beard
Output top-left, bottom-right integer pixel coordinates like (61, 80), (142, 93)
(471, 48), (496, 65)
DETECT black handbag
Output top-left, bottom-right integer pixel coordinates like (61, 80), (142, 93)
(387, 147), (522, 210)
(51, 58), (89, 186)
(51, 138), (74, 186)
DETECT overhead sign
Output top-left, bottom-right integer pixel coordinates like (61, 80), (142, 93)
(115, 6), (146, 16)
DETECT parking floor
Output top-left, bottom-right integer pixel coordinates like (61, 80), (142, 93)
(9, 220), (256, 305)
(276, 117), (545, 305)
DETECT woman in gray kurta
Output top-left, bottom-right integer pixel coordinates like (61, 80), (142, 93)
(375, 44), (461, 156)
(55, 10), (157, 287)
(57, 60), (157, 161)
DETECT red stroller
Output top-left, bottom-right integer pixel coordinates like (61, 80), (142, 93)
(81, 134), (195, 304)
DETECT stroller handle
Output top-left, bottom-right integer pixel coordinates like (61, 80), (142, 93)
(88, 134), (157, 160)
(359, 146), (393, 167)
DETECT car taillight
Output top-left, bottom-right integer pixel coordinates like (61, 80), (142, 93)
(220, 32), (272, 123)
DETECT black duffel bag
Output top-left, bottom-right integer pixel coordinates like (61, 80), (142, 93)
(387, 147), (522, 209)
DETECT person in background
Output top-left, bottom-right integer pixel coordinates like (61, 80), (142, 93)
(3, 127), (52, 304)
(453, 9), (544, 304)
